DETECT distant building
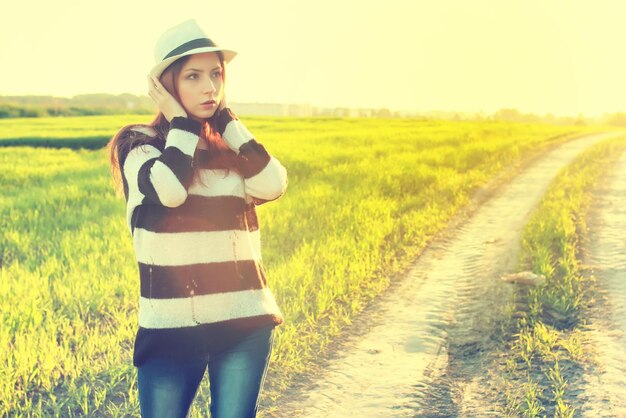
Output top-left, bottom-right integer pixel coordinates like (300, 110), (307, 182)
(229, 102), (287, 116)
(286, 103), (313, 117)
(229, 102), (314, 117)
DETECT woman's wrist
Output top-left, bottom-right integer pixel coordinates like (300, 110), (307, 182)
(170, 112), (188, 120)
(170, 115), (203, 136)
(215, 107), (239, 135)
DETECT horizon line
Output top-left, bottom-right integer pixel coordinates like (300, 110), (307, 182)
(0, 92), (624, 118)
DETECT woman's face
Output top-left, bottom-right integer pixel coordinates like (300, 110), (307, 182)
(176, 52), (224, 122)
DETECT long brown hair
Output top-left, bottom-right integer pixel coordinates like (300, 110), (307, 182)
(107, 51), (239, 199)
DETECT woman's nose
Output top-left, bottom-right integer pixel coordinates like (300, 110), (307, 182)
(203, 76), (216, 93)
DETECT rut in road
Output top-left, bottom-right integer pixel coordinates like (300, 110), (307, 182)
(266, 132), (620, 418)
(578, 147), (626, 417)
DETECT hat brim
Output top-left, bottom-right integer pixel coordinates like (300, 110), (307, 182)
(149, 47), (238, 79)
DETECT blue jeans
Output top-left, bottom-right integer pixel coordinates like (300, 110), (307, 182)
(137, 324), (275, 418)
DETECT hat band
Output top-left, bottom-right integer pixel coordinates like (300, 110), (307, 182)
(163, 38), (217, 60)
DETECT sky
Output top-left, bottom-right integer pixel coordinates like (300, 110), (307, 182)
(1, 0), (625, 116)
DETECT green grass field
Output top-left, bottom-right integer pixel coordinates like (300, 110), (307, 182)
(0, 114), (602, 416)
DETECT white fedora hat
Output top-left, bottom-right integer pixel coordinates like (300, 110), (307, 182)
(150, 19), (238, 79)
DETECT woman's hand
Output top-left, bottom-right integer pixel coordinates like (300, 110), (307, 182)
(147, 74), (187, 122)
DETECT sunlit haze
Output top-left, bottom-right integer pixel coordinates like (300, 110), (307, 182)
(1, 0), (625, 116)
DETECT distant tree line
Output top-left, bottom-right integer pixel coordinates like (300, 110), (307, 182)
(0, 94), (399, 119)
(0, 104), (155, 118)
(605, 112), (626, 126)
(490, 108), (588, 126)
(2, 94), (626, 125)
(0, 94), (154, 118)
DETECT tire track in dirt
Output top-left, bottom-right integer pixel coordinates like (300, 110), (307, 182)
(269, 132), (620, 417)
(578, 146), (626, 417)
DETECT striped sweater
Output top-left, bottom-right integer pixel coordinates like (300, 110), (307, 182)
(119, 109), (287, 366)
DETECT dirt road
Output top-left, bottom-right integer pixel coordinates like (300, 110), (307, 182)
(266, 132), (621, 417)
(578, 147), (626, 417)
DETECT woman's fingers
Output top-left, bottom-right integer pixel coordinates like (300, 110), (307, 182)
(147, 75), (163, 95)
(146, 74), (187, 121)
(147, 75), (164, 112)
(147, 75), (157, 99)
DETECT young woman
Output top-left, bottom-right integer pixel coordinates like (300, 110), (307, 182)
(107, 19), (288, 418)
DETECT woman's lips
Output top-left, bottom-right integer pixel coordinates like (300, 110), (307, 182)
(200, 100), (216, 108)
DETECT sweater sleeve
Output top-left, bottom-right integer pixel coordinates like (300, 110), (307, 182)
(215, 107), (288, 203)
(121, 116), (202, 208)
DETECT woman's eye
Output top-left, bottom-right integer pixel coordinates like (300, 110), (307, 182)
(212, 71), (222, 78)
(187, 74), (198, 80)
